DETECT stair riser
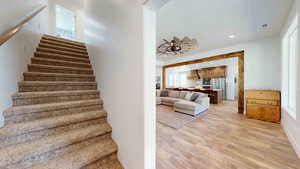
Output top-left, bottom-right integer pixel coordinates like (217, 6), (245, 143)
(37, 48), (88, 59)
(13, 93), (100, 106)
(28, 65), (93, 75)
(42, 36), (85, 48)
(35, 53), (90, 63)
(4, 133), (111, 169)
(24, 74), (95, 82)
(40, 40), (87, 51)
(19, 84), (97, 92)
(5, 105), (103, 124)
(83, 153), (121, 169)
(32, 58), (92, 69)
(0, 118), (106, 149)
(39, 43), (88, 55)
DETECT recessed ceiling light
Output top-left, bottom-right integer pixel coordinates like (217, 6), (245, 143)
(229, 35), (236, 39)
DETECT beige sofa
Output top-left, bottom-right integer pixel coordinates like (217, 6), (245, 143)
(156, 90), (210, 116)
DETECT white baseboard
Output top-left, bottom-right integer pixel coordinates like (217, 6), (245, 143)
(282, 123), (300, 159)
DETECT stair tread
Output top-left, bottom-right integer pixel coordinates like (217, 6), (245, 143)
(12, 90), (99, 98)
(28, 138), (117, 169)
(24, 72), (95, 77)
(29, 64), (93, 71)
(40, 39), (86, 50)
(19, 81), (97, 86)
(0, 123), (111, 168)
(43, 35), (85, 47)
(4, 99), (103, 117)
(0, 110), (106, 139)
(37, 47), (89, 58)
(35, 52), (90, 62)
(39, 43), (88, 54)
(32, 57), (92, 66)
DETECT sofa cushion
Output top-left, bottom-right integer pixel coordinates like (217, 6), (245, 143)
(168, 90), (180, 98)
(156, 90), (161, 97)
(179, 91), (188, 99)
(174, 101), (199, 111)
(184, 92), (193, 101)
(160, 90), (168, 97)
(161, 97), (181, 104)
(156, 97), (162, 104)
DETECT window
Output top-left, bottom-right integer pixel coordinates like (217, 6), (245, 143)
(282, 15), (298, 119)
(56, 5), (76, 40)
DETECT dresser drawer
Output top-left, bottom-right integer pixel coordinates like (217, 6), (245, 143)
(246, 104), (280, 123)
(247, 99), (279, 106)
(246, 90), (280, 101)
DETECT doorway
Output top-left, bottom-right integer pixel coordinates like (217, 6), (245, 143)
(55, 5), (76, 40)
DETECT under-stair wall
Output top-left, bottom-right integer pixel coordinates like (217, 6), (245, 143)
(0, 0), (48, 127)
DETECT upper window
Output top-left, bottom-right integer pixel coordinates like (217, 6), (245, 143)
(282, 15), (298, 119)
(56, 5), (76, 40)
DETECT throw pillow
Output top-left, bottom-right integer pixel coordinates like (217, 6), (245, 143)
(160, 90), (168, 97)
(179, 91), (188, 99)
(168, 90), (180, 98)
(190, 92), (200, 101)
(184, 92), (193, 101)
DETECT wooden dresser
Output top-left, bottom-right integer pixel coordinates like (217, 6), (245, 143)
(245, 90), (281, 123)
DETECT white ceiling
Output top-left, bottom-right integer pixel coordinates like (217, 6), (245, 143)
(157, 0), (294, 60)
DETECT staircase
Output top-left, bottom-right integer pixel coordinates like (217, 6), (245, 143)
(0, 35), (123, 169)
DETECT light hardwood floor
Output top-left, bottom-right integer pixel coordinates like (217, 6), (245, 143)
(157, 101), (300, 169)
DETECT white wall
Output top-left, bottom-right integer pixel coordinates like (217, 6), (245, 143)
(281, 0), (300, 158)
(48, 0), (85, 42)
(84, 1), (155, 169)
(0, 0), (49, 127)
(163, 36), (282, 91)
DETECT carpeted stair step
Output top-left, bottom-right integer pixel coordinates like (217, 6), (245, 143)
(37, 47), (89, 59)
(83, 153), (123, 169)
(0, 118), (104, 150)
(19, 81), (97, 92)
(4, 99), (103, 124)
(0, 34), (123, 169)
(0, 123), (112, 169)
(28, 64), (93, 75)
(40, 39), (87, 51)
(12, 90), (100, 106)
(31, 57), (92, 69)
(39, 43), (88, 55)
(42, 35), (86, 48)
(0, 111), (106, 142)
(34, 52), (90, 63)
(28, 138), (118, 169)
(23, 72), (96, 82)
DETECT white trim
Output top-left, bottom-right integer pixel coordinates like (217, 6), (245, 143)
(282, 120), (300, 159)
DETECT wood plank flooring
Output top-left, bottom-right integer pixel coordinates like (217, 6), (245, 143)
(157, 101), (300, 169)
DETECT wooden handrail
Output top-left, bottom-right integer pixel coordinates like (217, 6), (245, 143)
(0, 5), (47, 46)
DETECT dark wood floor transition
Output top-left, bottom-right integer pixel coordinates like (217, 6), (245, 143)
(157, 101), (300, 169)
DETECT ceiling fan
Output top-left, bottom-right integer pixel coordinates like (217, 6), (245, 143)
(157, 36), (198, 56)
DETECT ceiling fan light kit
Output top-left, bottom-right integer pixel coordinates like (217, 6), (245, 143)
(157, 36), (198, 56)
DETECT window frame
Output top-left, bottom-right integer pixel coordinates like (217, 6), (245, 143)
(282, 15), (298, 119)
